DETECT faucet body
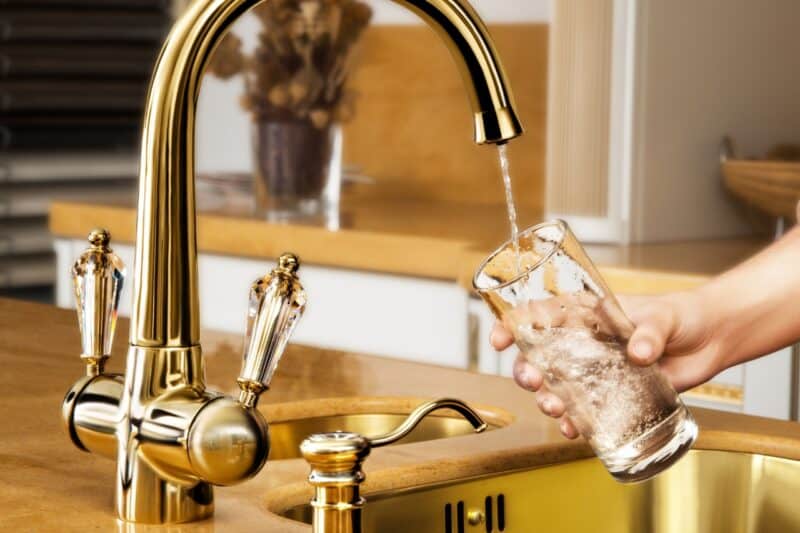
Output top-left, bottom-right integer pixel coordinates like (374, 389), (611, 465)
(64, 351), (268, 523)
(63, 240), (304, 525)
(61, 0), (522, 525)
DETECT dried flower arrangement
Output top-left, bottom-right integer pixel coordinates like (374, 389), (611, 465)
(207, 0), (373, 130)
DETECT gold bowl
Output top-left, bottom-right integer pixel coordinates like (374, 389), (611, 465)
(282, 449), (800, 532)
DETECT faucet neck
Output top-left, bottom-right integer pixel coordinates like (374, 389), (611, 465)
(131, 0), (522, 347)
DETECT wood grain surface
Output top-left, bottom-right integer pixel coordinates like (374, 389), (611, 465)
(342, 24), (548, 209)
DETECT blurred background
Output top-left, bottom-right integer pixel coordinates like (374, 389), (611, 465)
(1, 0), (170, 301)
(4, 0), (800, 301)
(2, 0), (800, 417)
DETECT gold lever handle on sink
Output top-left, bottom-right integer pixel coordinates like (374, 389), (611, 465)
(300, 398), (487, 533)
(370, 398), (488, 447)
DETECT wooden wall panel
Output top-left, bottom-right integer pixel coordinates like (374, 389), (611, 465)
(342, 24), (548, 209)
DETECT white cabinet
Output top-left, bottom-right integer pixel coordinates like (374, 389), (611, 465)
(197, 251), (470, 367)
(55, 237), (795, 419)
(742, 347), (793, 420)
(55, 239), (469, 368)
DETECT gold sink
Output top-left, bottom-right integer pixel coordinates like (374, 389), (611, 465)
(264, 399), (509, 461)
(282, 449), (800, 532)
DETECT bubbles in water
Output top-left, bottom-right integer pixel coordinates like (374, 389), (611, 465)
(516, 323), (678, 454)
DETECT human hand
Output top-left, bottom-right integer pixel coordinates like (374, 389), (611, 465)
(491, 291), (725, 439)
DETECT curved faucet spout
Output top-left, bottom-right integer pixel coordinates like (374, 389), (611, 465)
(131, 0), (524, 347)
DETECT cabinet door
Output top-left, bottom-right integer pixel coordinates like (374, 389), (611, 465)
(55, 239), (470, 368)
(469, 297), (515, 377)
(742, 346), (793, 420)
(198, 253), (470, 367)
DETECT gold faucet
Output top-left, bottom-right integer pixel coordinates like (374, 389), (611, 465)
(63, 233), (306, 524)
(301, 398), (487, 533)
(61, 0), (521, 525)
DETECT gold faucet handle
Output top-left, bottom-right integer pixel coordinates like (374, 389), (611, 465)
(300, 398), (487, 460)
(237, 253), (306, 408)
(299, 399), (486, 532)
(71, 228), (125, 376)
(370, 398), (488, 447)
(300, 399), (487, 468)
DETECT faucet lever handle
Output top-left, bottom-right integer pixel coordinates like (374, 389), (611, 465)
(370, 398), (488, 447)
(299, 398), (486, 533)
(237, 253), (306, 408)
(71, 228), (125, 376)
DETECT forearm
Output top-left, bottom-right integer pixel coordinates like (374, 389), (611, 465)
(697, 226), (800, 368)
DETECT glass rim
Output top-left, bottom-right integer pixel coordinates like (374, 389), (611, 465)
(472, 219), (568, 293)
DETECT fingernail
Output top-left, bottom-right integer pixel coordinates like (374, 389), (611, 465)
(632, 341), (653, 360)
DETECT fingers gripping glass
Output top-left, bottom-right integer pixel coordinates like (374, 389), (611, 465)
(474, 220), (697, 482)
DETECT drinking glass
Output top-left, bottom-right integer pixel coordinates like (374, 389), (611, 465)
(473, 220), (697, 482)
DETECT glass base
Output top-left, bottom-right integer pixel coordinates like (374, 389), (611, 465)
(601, 406), (698, 483)
(257, 198), (341, 231)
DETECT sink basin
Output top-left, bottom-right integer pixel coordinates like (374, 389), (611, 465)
(282, 449), (800, 532)
(264, 398), (509, 461)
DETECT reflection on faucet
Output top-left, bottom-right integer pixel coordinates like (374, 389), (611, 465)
(62, 0), (522, 525)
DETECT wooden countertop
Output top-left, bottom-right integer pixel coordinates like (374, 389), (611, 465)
(3, 299), (800, 531)
(49, 198), (767, 290)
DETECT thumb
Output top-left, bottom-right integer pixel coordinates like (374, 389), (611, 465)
(627, 308), (674, 365)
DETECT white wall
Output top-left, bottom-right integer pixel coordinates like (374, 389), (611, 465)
(546, 0), (800, 243)
(629, 0), (800, 241)
(196, 0), (550, 174)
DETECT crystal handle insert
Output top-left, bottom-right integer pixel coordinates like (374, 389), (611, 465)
(238, 253), (306, 408)
(72, 228), (125, 376)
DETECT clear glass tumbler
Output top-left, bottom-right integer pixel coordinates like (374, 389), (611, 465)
(473, 220), (697, 482)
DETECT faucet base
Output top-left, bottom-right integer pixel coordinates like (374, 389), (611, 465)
(116, 344), (214, 524)
(117, 453), (214, 524)
(62, 343), (271, 524)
